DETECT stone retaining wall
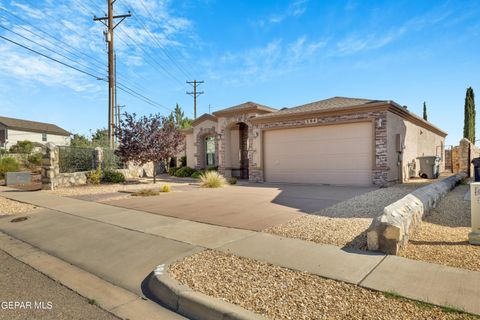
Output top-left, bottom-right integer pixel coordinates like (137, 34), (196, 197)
(367, 172), (467, 254)
(55, 171), (88, 188)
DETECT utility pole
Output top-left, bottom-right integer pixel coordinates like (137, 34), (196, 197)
(94, 1), (131, 148)
(186, 80), (204, 119)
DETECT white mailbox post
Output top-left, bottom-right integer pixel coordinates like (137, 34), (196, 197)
(469, 182), (480, 245)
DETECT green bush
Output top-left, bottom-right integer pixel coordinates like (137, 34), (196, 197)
(179, 156), (187, 167)
(206, 166), (218, 172)
(168, 167), (178, 176)
(27, 152), (43, 166)
(199, 171), (226, 188)
(228, 177), (237, 185)
(0, 157), (20, 178)
(102, 170), (125, 183)
(174, 166), (196, 177)
(9, 140), (33, 154)
(86, 167), (102, 184)
(191, 171), (202, 179)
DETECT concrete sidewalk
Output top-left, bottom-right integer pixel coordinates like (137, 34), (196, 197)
(1, 188), (480, 316)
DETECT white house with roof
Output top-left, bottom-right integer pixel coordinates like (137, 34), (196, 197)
(0, 116), (71, 149)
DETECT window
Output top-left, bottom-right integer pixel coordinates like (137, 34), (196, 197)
(0, 129), (5, 147)
(42, 133), (47, 142)
(205, 136), (216, 167)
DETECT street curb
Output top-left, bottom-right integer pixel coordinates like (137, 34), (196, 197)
(0, 231), (186, 320)
(148, 257), (267, 320)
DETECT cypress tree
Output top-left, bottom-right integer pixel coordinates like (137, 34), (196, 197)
(463, 87), (476, 142)
(423, 102), (427, 121)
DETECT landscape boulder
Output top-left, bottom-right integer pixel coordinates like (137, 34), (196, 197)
(367, 172), (467, 254)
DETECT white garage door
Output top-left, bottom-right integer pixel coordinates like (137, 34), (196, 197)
(264, 122), (373, 186)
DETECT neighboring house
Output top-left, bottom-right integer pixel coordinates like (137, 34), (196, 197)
(0, 116), (71, 149)
(182, 97), (447, 186)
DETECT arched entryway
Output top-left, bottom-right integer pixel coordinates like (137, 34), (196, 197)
(224, 122), (249, 179)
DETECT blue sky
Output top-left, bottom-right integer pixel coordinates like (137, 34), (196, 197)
(0, 0), (479, 145)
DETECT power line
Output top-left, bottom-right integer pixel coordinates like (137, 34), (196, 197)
(93, 0), (131, 147)
(136, 0), (201, 77)
(120, 0), (193, 80)
(0, 34), (103, 79)
(0, 7), (107, 71)
(115, 26), (185, 86)
(0, 33), (171, 114)
(186, 80), (204, 119)
(0, 23), (106, 78)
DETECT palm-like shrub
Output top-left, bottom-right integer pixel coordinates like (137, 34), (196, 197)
(199, 171), (226, 188)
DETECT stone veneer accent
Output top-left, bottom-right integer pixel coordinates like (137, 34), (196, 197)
(251, 111), (389, 185)
(194, 126), (219, 169)
(216, 113), (257, 180)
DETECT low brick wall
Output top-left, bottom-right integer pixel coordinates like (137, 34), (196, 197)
(367, 172), (467, 254)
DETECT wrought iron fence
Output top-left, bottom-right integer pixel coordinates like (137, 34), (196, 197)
(58, 146), (94, 173)
(102, 147), (123, 170)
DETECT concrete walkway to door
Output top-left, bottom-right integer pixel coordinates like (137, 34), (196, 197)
(104, 182), (376, 231)
(0, 188), (479, 317)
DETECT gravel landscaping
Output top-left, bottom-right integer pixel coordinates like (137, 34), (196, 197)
(265, 184), (423, 250)
(400, 184), (480, 271)
(0, 196), (38, 215)
(169, 250), (477, 320)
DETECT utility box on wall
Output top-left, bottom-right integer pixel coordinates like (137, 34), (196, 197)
(469, 182), (480, 245)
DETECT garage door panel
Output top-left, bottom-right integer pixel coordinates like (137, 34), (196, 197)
(264, 122), (373, 185)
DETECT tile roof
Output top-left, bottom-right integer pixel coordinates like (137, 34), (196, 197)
(0, 116), (71, 136)
(213, 101), (276, 115)
(256, 96), (385, 119)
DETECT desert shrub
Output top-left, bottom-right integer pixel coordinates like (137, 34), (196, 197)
(132, 188), (159, 197)
(161, 184), (171, 193)
(179, 156), (187, 167)
(102, 170), (125, 183)
(199, 171), (226, 188)
(168, 167), (178, 176)
(191, 171), (202, 179)
(9, 140), (33, 154)
(27, 152), (43, 166)
(0, 157), (20, 178)
(86, 167), (102, 185)
(174, 166), (196, 177)
(228, 177), (237, 185)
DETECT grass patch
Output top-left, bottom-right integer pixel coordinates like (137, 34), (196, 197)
(87, 298), (98, 306)
(199, 171), (226, 188)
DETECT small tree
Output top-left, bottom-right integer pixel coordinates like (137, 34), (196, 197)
(91, 128), (110, 147)
(463, 87), (476, 143)
(169, 103), (193, 129)
(422, 101), (428, 121)
(114, 113), (184, 183)
(70, 134), (91, 147)
(9, 140), (33, 154)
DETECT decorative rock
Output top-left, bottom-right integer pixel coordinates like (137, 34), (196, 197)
(367, 172), (467, 254)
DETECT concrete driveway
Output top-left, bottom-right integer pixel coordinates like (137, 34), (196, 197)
(106, 182), (376, 231)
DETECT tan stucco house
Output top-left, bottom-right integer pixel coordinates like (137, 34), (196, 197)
(182, 97), (447, 186)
